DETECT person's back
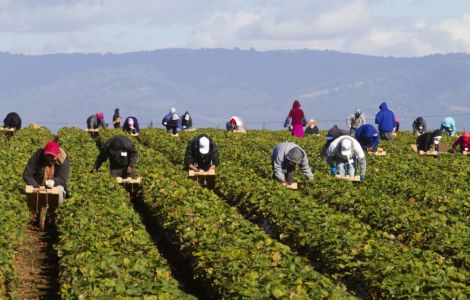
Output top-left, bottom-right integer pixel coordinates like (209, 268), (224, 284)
(184, 134), (219, 170)
(416, 130), (441, 151)
(440, 117), (456, 136)
(347, 109), (365, 134)
(182, 111), (192, 129)
(4, 112), (22, 130)
(375, 102), (395, 140)
(452, 131), (470, 152)
(355, 124), (379, 150)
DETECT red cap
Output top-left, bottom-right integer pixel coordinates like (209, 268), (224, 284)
(44, 141), (60, 157)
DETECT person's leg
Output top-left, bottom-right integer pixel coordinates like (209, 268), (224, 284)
(57, 185), (66, 205)
(347, 161), (356, 177)
(285, 164), (296, 185)
(110, 168), (124, 177)
(337, 160), (346, 177)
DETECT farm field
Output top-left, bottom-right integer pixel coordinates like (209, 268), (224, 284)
(0, 127), (468, 299)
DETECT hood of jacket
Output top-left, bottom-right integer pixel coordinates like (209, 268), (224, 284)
(431, 129), (442, 139)
(379, 102), (388, 111)
(292, 100), (301, 109)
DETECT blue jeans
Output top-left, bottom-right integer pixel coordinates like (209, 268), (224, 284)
(336, 157), (356, 177)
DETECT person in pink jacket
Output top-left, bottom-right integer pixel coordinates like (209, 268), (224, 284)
(284, 100), (307, 137)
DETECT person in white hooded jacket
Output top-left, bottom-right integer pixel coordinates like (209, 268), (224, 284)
(326, 136), (366, 181)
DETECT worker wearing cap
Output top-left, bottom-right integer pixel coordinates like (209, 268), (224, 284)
(91, 135), (138, 178)
(162, 107), (177, 132)
(181, 111), (193, 130)
(271, 142), (313, 185)
(87, 112), (106, 129)
(122, 116), (140, 135)
(346, 109), (366, 135)
(326, 136), (366, 181)
(226, 116), (245, 131)
(23, 141), (70, 204)
(169, 113), (181, 135)
(4, 112), (22, 131)
(184, 134), (219, 172)
(416, 130), (442, 152)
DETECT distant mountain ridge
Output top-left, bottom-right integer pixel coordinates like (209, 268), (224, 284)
(0, 49), (469, 132)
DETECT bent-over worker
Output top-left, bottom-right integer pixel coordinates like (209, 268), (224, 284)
(416, 130), (442, 152)
(271, 142), (313, 185)
(326, 136), (366, 181)
(355, 124), (380, 152)
(87, 112), (106, 129)
(184, 134), (219, 172)
(91, 135), (138, 178)
(451, 131), (470, 153)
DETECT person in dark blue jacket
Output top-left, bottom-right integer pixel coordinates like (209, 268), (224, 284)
(374, 102), (395, 141)
(355, 124), (380, 151)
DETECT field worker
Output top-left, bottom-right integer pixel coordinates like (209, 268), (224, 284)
(416, 130), (442, 152)
(346, 109), (366, 135)
(271, 142), (313, 185)
(284, 100), (306, 137)
(321, 125), (349, 157)
(305, 119), (320, 135)
(451, 131), (470, 153)
(3, 112), (22, 130)
(23, 141), (70, 204)
(122, 116), (140, 135)
(226, 116), (245, 131)
(412, 117), (427, 136)
(91, 135), (138, 178)
(375, 102), (396, 141)
(355, 124), (380, 152)
(393, 115), (400, 133)
(87, 112), (106, 129)
(112, 108), (121, 129)
(440, 117), (456, 136)
(184, 134), (219, 172)
(326, 136), (366, 181)
(181, 111), (193, 130)
(162, 107), (176, 132)
(169, 113), (181, 135)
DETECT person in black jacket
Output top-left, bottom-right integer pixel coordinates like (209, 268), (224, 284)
(184, 134), (219, 172)
(4, 112), (22, 130)
(412, 117), (426, 136)
(416, 130), (442, 152)
(91, 135), (138, 178)
(112, 108), (121, 129)
(181, 111), (193, 130)
(23, 141), (70, 204)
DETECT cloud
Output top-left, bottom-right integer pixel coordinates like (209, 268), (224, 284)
(0, 0), (470, 56)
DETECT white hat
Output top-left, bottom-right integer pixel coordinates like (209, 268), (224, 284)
(433, 135), (442, 144)
(170, 107), (176, 113)
(171, 113), (179, 121)
(184, 114), (190, 121)
(199, 137), (210, 154)
(340, 139), (352, 157)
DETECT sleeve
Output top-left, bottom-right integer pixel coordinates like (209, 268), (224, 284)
(94, 143), (110, 170)
(452, 137), (461, 151)
(451, 121), (456, 136)
(360, 114), (366, 125)
(23, 154), (40, 187)
(358, 156), (367, 176)
(272, 151), (285, 182)
(375, 112), (381, 125)
(299, 155), (313, 180)
(54, 158), (70, 187)
(346, 116), (352, 128)
(284, 117), (291, 128)
(326, 155), (335, 167)
(184, 141), (194, 167)
(127, 143), (138, 167)
(354, 143), (366, 176)
(211, 142), (220, 166)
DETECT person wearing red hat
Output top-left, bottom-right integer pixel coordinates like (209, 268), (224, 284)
(87, 112), (106, 129)
(23, 141), (70, 204)
(451, 130), (470, 153)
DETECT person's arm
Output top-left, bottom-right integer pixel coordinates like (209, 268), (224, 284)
(375, 112), (381, 125)
(283, 117), (291, 128)
(211, 142), (220, 166)
(94, 144), (109, 170)
(127, 144), (138, 167)
(452, 137), (461, 152)
(360, 114), (366, 125)
(23, 153), (40, 187)
(54, 158), (70, 187)
(346, 116), (352, 128)
(451, 122), (456, 136)
(272, 153), (285, 182)
(184, 141), (195, 168)
(299, 155), (313, 180)
(357, 156), (366, 176)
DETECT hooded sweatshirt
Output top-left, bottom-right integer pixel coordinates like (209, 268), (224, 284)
(375, 102), (395, 133)
(87, 115), (105, 129)
(271, 142), (313, 181)
(412, 117), (427, 134)
(4, 112), (22, 130)
(346, 112), (366, 129)
(94, 135), (138, 171)
(182, 111), (192, 128)
(287, 100), (305, 126)
(416, 130), (442, 151)
(355, 124), (380, 149)
(123, 116), (140, 133)
(452, 131), (470, 152)
(440, 117), (456, 136)
(184, 134), (219, 168)
(326, 136), (366, 176)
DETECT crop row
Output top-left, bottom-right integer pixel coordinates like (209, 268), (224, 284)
(202, 130), (469, 269)
(55, 128), (193, 299)
(138, 128), (470, 299)
(0, 128), (53, 297)
(96, 128), (356, 299)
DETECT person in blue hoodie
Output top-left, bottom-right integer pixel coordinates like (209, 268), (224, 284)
(374, 102), (395, 141)
(440, 117), (456, 136)
(355, 124), (380, 152)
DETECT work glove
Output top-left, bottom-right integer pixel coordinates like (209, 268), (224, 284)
(360, 175), (365, 182)
(330, 166), (336, 175)
(45, 180), (55, 188)
(163, 122), (168, 126)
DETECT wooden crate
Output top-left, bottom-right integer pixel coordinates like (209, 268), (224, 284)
(335, 175), (361, 182)
(281, 182), (298, 190)
(188, 169), (216, 177)
(116, 177), (142, 184)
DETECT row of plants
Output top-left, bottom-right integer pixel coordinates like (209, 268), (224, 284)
(138, 128), (469, 299)
(95, 129), (357, 299)
(54, 128), (194, 299)
(0, 128), (53, 297)
(203, 130), (469, 269)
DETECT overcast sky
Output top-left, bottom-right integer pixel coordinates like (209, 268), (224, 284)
(1, 0), (470, 57)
